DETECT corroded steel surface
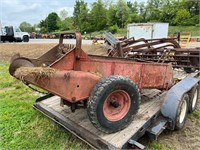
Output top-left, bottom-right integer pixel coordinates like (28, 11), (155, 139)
(103, 32), (199, 72)
(10, 32), (173, 103)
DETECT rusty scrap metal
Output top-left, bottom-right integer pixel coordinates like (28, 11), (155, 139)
(103, 32), (200, 73)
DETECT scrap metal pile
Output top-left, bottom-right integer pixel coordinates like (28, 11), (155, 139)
(104, 32), (200, 73)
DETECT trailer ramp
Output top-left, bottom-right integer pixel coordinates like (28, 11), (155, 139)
(33, 89), (166, 149)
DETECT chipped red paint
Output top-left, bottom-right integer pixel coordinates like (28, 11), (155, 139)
(11, 32), (173, 103)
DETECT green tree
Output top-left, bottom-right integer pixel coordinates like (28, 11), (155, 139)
(19, 22), (34, 32)
(127, 1), (138, 14)
(107, 4), (118, 26)
(57, 9), (69, 31)
(60, 17), (74, 31)
(90, 0), (107, 31)
(173, 9), (191, 25)
(146, 0), (162, 22)
(40, 27), (47, 33)
(73, 0), (90, 32)
(39, 20), (46, 28)
(115, 0), (131, 28)
(127, 1), (144, 23)
(59, 9), (68, 21)
(73, 0), (83, 31)
(46, 12), (60, 32)
(159, 0), (179, 24)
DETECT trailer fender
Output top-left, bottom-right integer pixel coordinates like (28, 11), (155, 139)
(161, 77), (199, 130)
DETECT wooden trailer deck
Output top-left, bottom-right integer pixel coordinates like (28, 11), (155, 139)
(33, 89), (166, 149)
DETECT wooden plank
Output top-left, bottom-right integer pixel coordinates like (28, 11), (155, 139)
(101, 93), (165, 142)
(33, 102), (112, 149)
(41, 96), (60, 105)
(34, 90), (166, 149)
(107, 95), (165, 148)
(66, 109), (88, 124)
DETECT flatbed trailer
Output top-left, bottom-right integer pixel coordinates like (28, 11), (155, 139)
(33, 71), (199, 149)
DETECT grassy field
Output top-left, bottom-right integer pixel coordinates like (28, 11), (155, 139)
(168, 26), (200, 37)
(0, 59), (200, 149)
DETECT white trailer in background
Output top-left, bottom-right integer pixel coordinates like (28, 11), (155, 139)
(127, 23), (169, 39)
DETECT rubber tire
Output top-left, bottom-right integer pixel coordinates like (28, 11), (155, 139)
(188, 84), (199, 113)
(9, 58), (34, 75)
(23, 36), (29, 42)
(184, 68), (195, 73)
(175, 93), (189, 130)
(87, 75), (140, 133)
(183, 57), (199, 73)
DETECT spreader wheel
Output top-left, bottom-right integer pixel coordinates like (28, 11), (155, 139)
(188, 84), (199, 113)
(9, 58), (34, 76)
(175, 94), (189, 130)
(87, 75), (140, 133)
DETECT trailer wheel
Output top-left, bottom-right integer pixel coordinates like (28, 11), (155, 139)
(87, 75), (140, 133)
(175, 94), (189, 130)
(188, 84), (199, 113)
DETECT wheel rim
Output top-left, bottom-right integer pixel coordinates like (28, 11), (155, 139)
(192, 90), (198, 109)
(103, 90), (131, 121)
(179, 99), (187, 124)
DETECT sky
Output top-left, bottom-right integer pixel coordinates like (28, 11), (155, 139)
(0, 0), (147, 27)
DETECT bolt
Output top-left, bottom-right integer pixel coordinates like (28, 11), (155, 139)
(110, 100), (120, 108)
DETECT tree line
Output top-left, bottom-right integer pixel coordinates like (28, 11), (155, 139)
(19, 0), (199, 34)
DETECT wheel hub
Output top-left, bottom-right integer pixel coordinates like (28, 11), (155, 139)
(103, 90), (131, 121)
(110, 100), (120, 108)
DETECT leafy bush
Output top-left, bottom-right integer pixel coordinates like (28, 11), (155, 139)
(173, 9), (191, 26)
(195, 24), (200, 27)
(108, 24), (119, 34)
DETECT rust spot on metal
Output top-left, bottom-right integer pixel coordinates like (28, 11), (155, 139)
(72, 97), (76, 102)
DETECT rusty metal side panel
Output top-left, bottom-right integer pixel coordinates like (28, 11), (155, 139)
(23, 71), (100, 102)
(76, 60), (113, 77)
(77, 58), (173, 90)
(162, 64), (173, 89)
(111, 62), (142, 86)
(77, 60), (142, 86)
(50, 50), (75, 70)
(139, 64), (173, 89)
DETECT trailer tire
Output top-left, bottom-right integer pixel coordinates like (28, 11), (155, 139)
(175, 94), (189, 130)
(183, 57), (198, 73)
(188, 84), (199, 113)
(87, 75), (140, 133)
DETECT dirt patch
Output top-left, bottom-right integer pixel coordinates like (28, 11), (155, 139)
(0, 87), (15, 93)
(0, 43), (107, 61)
(156, 104), (200, 150)
(0, 44), (56, 60)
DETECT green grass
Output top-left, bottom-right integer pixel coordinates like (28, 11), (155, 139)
(169, 26), (200, 37)
(0, 61), (88, 150)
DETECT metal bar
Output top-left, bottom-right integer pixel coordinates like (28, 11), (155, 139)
(128, 54), (200, 57)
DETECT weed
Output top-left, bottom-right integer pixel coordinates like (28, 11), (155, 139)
(146, 141), (166, 150)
